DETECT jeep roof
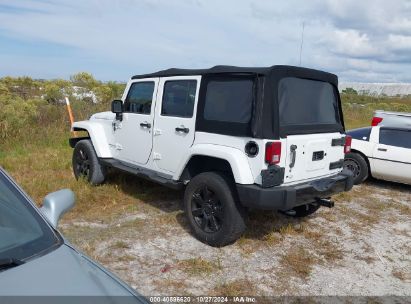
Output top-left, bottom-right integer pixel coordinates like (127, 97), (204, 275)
(132, 65), (344, 139)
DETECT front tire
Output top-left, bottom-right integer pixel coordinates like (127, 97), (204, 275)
(344, 152), (369, 185)
(72, 139), (106, 185)
(184, 172), (246, 247)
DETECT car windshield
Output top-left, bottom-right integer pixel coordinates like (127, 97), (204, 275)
(347, 127), (372, 141)
(0, 171), (60, 261)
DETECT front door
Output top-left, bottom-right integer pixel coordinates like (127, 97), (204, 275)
(114, 78), (159, 165)
(153, 76), (201, 174)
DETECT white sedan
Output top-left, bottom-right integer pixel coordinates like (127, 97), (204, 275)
(344, 126), (411, 185)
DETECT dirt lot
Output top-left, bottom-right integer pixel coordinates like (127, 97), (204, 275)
(59, 174), (411, 297)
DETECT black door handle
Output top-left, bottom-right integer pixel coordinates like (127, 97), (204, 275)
(378, 148), (387, 152)
(175, 126), (189, 133)
(140, 122), (151, 128)
(290, 144), (297, 168)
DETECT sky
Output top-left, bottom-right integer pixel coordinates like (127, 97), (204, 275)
(0, 0), (411, 82)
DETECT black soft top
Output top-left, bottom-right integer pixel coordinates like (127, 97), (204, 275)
(132, 65), (342, 139)
(131, 65), (338, 86)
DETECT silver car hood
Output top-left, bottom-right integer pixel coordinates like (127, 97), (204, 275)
(0, 244), (141, 299)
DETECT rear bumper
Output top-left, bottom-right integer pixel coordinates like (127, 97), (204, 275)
(236, 169), (354, 211)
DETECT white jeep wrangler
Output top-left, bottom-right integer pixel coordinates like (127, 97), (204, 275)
(70, 65), (354, 247)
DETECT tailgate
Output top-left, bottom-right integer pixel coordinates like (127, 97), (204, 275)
(283, 132), (345, 184)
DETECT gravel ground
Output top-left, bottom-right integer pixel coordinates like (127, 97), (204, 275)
(60, 179), (411, 297)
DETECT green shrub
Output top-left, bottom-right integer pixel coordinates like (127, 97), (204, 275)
(0, 94), (39, 139)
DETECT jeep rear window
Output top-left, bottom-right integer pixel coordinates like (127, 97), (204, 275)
(204, 79), (253, 123)
(278, 77), (340, 127)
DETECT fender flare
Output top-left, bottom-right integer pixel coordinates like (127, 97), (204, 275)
(174, 144), (255, 184)
(72, 121), (112, 158)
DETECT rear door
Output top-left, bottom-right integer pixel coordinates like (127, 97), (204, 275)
(278, 77), (345, 184)
(283, 133), (345, 183)
(371, 127), (411, 184)
(152, 76), (201, 174)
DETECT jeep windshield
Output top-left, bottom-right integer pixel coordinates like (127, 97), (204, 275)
(0, 170), (60, 265)
(278, 77), (343, 135)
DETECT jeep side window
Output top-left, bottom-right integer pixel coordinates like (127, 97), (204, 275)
(161, 80), (197, 118)
(379, 128), (411, 149)
(124, 82), (155, 114)
(204, 79), (253, 123)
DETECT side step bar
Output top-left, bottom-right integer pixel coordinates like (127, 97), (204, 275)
(99, 158), (184, 190)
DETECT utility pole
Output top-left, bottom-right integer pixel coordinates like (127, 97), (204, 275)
(299, 21), (305, 66)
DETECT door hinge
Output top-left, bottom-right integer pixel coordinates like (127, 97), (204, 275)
(153, 152), (162, 160)
(112, 121), (122, 131)
(153, 128), (162, 136)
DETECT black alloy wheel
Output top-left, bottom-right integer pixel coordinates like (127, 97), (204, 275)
(191, 185), (223, 233)
(183, 172), (246, 247)
(72, 139), (106, 185)
(74, 147), (90, 179)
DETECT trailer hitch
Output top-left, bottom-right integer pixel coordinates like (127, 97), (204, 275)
(280, 198), (335, 216)
(315, 198), (334, 208)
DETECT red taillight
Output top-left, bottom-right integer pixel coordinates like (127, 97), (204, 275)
(344, 135), (352, 154)
(265, 142), (282, 165)
(371, 116), (383, 126)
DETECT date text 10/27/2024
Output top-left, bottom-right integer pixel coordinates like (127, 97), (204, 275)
(149, 296), (257, 303)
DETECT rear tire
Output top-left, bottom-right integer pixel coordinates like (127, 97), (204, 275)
(72, 139), (106, 185)
(344, 152), (368, 185)
(184, 172), (246, 247)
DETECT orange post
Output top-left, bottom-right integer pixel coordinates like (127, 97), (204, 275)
(65, 97), (77, 137)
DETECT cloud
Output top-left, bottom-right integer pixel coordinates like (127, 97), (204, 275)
(389, 34), (411, 50)
(331, 29), (381, 58)
(0, 0), (410, 82)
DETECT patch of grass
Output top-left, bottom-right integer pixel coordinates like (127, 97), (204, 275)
(111, 240), (130, 249)
(302, 229), (323, 242)
(280, 246), (316, 278)
(213, 279), (257, 296)
(262, 232), (282, 245)
(320, 210), (338, 222)
(152, 278), (189, 294)
(155, 211), (181, 226)
(79, 240), (100, 260)
(392, 268), (410, 281)
(120, 218), (145, 229)
(393, 228), (411, 238)
(117, 254), (135, 262)
(317, 239), (345, 262)
(389, 200), (411, 216)
(345, 206), (382, 232)
(236, 237), (261, 256)
(178, 258), (217, 276)
(354, 255), (376, 264)
(333, 191), (356, 202)
(279, 223), (305, 235)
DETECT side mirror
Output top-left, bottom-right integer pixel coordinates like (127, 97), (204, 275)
(111, 99), (123, 121)
(40, 189), (75, 228)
